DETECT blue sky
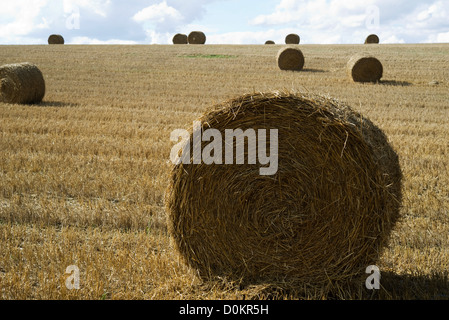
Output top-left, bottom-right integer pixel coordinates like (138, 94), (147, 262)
(0, 0), (448, 45)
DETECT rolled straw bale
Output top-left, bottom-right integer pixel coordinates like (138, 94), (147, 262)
(188, 31), (206, 45)
(48, 34), (64, 45)
(166, 91), (403, 291)
(265, 40), (275, 45)
(173, 33), (188, 44)
(347, 53), (383, 83)
(277, 47), (305, 71)
(285, 33), (300, 44)
(0, 63), (45, 104)
(365, 34), (379, 44)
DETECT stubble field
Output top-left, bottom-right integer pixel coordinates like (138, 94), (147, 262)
(0, 43), (448, 299)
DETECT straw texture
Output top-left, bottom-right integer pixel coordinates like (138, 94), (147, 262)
(166, 91), (403, 291)
(0, 62), (45, 104)
(173, 33), (188, 44)
(48, 34), (64, 45)
(188, 31), (206, 45)
(277, 47), (305, 71)
(347, 53), (383, 83)
(365, 34), (379, 44)
(285, 33), (300, 44)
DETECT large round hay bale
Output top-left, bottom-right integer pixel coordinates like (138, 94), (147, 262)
(347, 53), (383, 83)
(285, 33), (300, 44)
(365, 34), (379, 44)
(173, 33), (188, 44)
(166, 91), (403, 291)
(48, 34), (64, 45)
(265, 40), (275, 45)
(0, 62), (45, 104)
(277, 47), (305, 71)
(188, 31), (206, 45)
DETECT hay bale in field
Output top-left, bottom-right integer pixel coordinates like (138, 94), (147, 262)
(48, 34), (64, 45)
(365, 34), (379, 44)
(265, 40), (275, 45)
(277, 47), (305, 71)
(173, 33), (188, 44)
(285, 33), (300, 44)
(0, 62), (45, 104)
(188, 31), (206, 45)
(347, 53), (383, 83)
(165, 91), (403, 291)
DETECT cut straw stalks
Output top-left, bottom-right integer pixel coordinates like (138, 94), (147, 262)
(188, 31), (206, 45)
(173, 33), (188, 44)
(0, 62), (45, 104)
(166, 91), (402, 294)
(277, 47), (305, 71)
(48, 34), (64, 45)
(285, 33), (300, 44)
(347, 53), (383, 83)
(365, 34), (379, 44)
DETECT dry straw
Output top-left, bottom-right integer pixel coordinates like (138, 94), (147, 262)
(365, 34), (379, 44)
(285, 33), (300, 44)
(277, 47), (305, 71)
(48, 34), (65, 45)
(347, 53), (383, 83)
(265, 40), (275, 45)
(0, 62), (45, 104)
(173, 33), (188, 44)
(166, 91), (403, 292)
(188, 31), (206, 45)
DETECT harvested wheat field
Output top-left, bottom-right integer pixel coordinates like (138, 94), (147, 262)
(0, 43), (449, 300)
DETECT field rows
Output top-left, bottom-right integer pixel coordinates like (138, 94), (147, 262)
(1, 43), (448, 299)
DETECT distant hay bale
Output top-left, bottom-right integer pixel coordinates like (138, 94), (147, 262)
(277, 47), (305, 71)
(173, 33), (188, 44)
(0, 62), (45, 104)
(265, 40), (275, 45)
(285, 33), (300, 44)
(48, 34), (64, 45)
(347, 53), (383, 83)
(365, 34), (379, 44)
(188, 31), (206, 45)
(166, 91), (403, 291)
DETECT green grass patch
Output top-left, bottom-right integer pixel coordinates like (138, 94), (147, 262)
(179, 54), (238, 59)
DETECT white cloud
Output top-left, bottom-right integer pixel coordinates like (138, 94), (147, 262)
(1, 0), (448, 45)
(63, 0), (110, 17)
(437, 31), (449, 42)
(70, 36), (138, 44)
(133, 1), (183, 24)
(208, 29), (279, 44)
(0, 0), (49, 39)
(249, 0), (449, 44)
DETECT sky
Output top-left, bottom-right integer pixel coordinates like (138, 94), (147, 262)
(0, 0), (448, 45)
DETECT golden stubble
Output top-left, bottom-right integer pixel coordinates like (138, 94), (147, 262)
(0, 43), (448, 299)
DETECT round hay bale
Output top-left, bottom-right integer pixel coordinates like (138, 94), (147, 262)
(173, 33), (188, 44)
(285, 33), (300, 44)
(265, 40), (275, 45)
(48, 34), (64, 45)
(0, 62), (45, 104)
(364, 34), (379, 44)
(188, 31), (206, 45)
(277, 47), (305, 71)
(166, 91), (403, 290)
(347, 53), (383, 83)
